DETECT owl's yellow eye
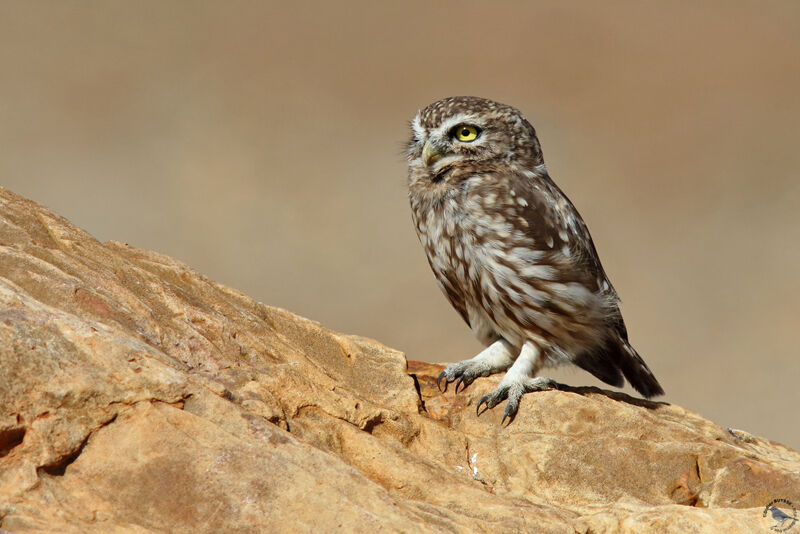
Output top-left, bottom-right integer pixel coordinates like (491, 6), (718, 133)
(453, 124), (480, 142)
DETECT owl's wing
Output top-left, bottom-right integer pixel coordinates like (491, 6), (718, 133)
(427, 256), (471, 327)
(463, 168), (663, 397)
(509, 170), (617, 297)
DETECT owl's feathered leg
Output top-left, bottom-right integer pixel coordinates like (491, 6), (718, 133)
(476, 341), (556, 424)
(437, 339), (516, 393)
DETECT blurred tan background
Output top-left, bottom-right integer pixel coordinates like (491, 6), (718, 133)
(1, 1), (798, 449)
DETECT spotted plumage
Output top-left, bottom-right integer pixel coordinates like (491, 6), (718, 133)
(406, 96), (663, 422)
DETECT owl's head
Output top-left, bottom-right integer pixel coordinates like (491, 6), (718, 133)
(407, 96), (544, 189)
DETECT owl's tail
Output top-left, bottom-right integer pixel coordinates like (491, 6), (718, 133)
(573, 337), (664, 399)
(615, 341), (664, 399)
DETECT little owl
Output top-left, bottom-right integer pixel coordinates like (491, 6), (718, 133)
(406, 96), (663, 423)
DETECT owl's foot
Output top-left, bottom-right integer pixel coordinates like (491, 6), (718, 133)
(475, 341), (552, 424)
(436, 340), (515, 394)
(476, 376), (557, 424)
(436, 362), (483, 394)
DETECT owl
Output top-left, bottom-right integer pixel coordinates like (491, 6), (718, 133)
(406, 96), (663, 423)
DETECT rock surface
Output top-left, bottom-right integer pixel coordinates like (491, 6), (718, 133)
(0, 186), (798, 533)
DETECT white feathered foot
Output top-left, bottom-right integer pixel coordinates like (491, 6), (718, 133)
(438, 340), (558, 424)
(475, 341), (557, 424)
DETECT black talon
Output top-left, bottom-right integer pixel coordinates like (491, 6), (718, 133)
(436, 371), (447, 392)
(476, 396), (489, 416)
(455, 375), (467, 394)
(501, 403), (516, 425)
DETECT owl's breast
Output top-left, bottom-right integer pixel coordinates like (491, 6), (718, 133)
(410, 178), (530, 300)
(411, 195), (467, 280)
(411, 178), (615, 352)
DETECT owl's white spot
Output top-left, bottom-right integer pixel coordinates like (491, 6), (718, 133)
(602, 280), (610, 291)
(521, 285), (549, 305)
(558, 230), (569, 242)
(464, 193), (483, 216)
(521, 264), (557, 280)
(468, 261), (480, 283)
(439, 239), (452, 258)
(479, 271), (495, 296)
(566, 214), (579, 233)
(505, 287), (524, 304)
(488, 288), (504, 305)
(548, 282), (594, 305)
(456, 263), (466, 281)
(517, 198), (529, 207)
(518, 307), (556, 330)
(546, 236), (554, 248)
(561, 245), (570, 256)
(510, 189), (516, 197)
(446, 217), (455, 236)
(493, 222), (514, 239)
(509, 247), (544, 263)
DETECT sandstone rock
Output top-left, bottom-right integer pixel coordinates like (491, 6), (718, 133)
(0, 186), (798, 533)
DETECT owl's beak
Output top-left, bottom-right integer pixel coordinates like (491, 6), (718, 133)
(422, 140), (443, 166)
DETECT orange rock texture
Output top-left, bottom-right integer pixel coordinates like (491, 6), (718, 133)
(0, 186), (798, 533)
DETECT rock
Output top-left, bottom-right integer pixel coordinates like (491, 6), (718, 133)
(0, 186), (798, 533)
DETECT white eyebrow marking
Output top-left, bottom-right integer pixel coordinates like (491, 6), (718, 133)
(411, 115), (426, 140)
(436, 113), (481, 138)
